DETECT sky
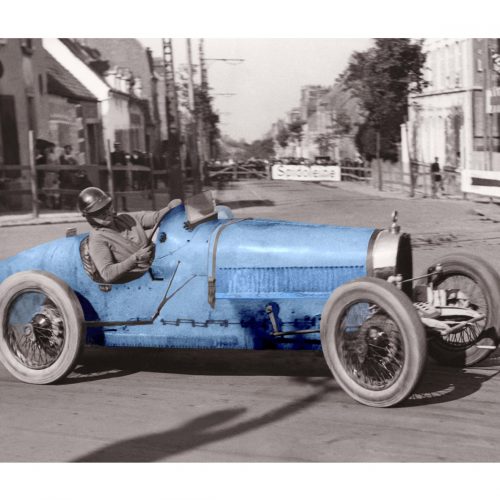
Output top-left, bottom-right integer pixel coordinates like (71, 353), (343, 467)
(140, 38), (373, 142)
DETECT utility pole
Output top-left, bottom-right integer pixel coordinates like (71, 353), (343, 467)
(186, 38), (202, 193)
(162, 38), (184, 199)
(199, 39), (211, 181)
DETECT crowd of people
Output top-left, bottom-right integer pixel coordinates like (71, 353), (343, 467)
(35, 139), (91, 209)
(33, 140), (153, 210)
(111, 142), (150, 167)
(35, 140), (79, 167)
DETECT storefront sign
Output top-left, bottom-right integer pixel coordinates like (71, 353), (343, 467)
(271, 164), (341, 182)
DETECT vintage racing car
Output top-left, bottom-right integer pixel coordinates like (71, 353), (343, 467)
(0, 191), (499, 407)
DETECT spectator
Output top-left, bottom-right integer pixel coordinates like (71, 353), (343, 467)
(35, 139), (56, 165)
(35, 146), (46, 165)
(430, 157), (443, 198)
(59, 145), (77, 165)
(45, 145), (58, 165)
(131, 150), (148, 166)
(111, 142), (129, 166)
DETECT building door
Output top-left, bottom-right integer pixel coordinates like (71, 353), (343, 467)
(0, 95), (20, 164)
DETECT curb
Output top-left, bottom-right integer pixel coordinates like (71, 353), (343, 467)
(0, 213), (83, 228)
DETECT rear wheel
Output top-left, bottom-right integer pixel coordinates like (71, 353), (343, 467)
(320, 277), (426, 407)
(0, 271), (84, 384)
(421, 254), (500, 366)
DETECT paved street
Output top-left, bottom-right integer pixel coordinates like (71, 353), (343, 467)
(1, 180), (500, 462)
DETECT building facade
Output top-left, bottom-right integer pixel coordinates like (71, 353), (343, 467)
(79, 38), (160, 156)
(0, 38), (49, 166)
(272, 83), (361, 163)
(405, 38), (500, 195)
(44, 48), (101, 166)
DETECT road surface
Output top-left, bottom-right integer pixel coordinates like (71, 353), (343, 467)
(1, 180), (500, 462)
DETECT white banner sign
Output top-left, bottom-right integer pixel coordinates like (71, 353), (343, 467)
(272, 164), (341, 182)
(462, 169), (500, 197)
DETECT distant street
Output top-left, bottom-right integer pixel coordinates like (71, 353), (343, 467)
(1, 180), (500, 461)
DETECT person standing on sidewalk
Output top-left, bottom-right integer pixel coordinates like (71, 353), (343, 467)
(430, 157), (443, 198)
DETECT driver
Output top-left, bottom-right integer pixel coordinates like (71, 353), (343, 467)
(78, 187), (181, 283)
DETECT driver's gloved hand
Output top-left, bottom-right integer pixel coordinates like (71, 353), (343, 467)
(167, 198), (182, 210)
(134, 244), (155, 264)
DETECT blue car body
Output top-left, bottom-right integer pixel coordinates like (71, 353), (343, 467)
(0, 204), (376, 350)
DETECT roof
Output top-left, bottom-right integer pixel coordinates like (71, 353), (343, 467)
(45, 49), (97, 102)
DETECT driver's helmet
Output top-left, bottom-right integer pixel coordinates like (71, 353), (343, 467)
(78, 187), (112, 216)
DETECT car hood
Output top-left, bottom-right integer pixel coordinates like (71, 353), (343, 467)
(210, 218), (375, 298)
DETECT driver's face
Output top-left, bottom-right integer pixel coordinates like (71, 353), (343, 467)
(87, 204), (115, 227)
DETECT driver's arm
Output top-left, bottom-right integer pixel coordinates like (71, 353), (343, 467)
(89, 238), (139, 283)
(134, 198), (182, 229)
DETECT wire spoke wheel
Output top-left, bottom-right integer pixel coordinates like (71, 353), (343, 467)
(422, 254), (500, 367)
(435, 274), (487, 348)
(321, 277), (426, 407)
(6, 291), (66, 370)
(0, 271), (84, 384)
(338, 305), (404, 391)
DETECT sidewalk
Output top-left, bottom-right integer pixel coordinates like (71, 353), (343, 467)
(0, 211), (84, 228)
(0, 183), (254, 228)
(2, 180), (500, 228)
(321, 180), (466, 201)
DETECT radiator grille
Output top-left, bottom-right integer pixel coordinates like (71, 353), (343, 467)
(217, 266), (365, 294)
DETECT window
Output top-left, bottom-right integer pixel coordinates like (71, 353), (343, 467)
(445, 45), (452, 88)
(454, 41), (462, 87)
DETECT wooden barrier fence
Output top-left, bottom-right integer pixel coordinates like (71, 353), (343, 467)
(206, 161), (270, 182)
(0, 163), (157, 214)
(339, 159), (462, 198)
(0, 158), (464, 216)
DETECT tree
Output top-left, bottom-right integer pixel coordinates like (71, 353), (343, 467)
(247, 138), (275, 159)
(274, 120), (305, 153)
(344, 38), (427, 161)
(287, 120), (306, 144)
(332, 109), (352, 135)
(195, 86), (220, 159)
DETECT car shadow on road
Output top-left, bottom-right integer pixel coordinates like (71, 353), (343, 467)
(64, 347), (332, 384)
(66, 348), (500, 409)
(72, 377), (336, 462)
(402, 358), (500, 407)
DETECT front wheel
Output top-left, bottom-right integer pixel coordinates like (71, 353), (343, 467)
(320, 277), (427, 408)
(0, 271), (84, 384)
(420, 254), (500, 367)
